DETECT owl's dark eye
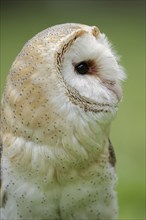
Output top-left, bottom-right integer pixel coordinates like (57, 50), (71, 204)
(75, 62), (89, 75)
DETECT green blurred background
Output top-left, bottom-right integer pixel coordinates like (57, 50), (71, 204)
(0, 0), (145, 219)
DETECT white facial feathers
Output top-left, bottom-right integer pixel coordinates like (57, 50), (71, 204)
(61, 32), (125, 107)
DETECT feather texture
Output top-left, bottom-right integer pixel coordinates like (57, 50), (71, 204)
(0, 23), (125, 220)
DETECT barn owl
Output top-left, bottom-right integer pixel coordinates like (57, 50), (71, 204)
(0, 23), (125, 220)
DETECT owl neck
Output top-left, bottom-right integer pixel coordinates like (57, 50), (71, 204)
(2, 109), (112, 185)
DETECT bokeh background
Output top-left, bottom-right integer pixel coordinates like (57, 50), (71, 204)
(0, 0), (145, 219)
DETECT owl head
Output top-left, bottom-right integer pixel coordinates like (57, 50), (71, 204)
(2, 23), (126, 145)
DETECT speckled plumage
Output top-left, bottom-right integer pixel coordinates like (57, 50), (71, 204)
(0, 23), (125, 220)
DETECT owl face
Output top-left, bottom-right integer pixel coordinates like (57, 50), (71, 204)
(51, 24), (125, 121)
(61, 32), (124, 108)
(2, 23), (125, 144)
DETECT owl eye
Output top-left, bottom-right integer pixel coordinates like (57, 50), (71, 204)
(75, 62), (89, 75)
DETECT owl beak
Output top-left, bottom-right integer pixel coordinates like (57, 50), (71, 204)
(108, 83), (123, 101)
(102, 79), (123, 101)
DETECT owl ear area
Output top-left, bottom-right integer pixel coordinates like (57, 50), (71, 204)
(73, 60), (99, 76)
(91, 26), (100, 38)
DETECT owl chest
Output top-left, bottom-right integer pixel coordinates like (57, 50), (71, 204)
(3, 163), (118, 220)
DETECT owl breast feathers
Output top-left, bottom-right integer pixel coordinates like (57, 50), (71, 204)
(0, 23), (125, 220)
